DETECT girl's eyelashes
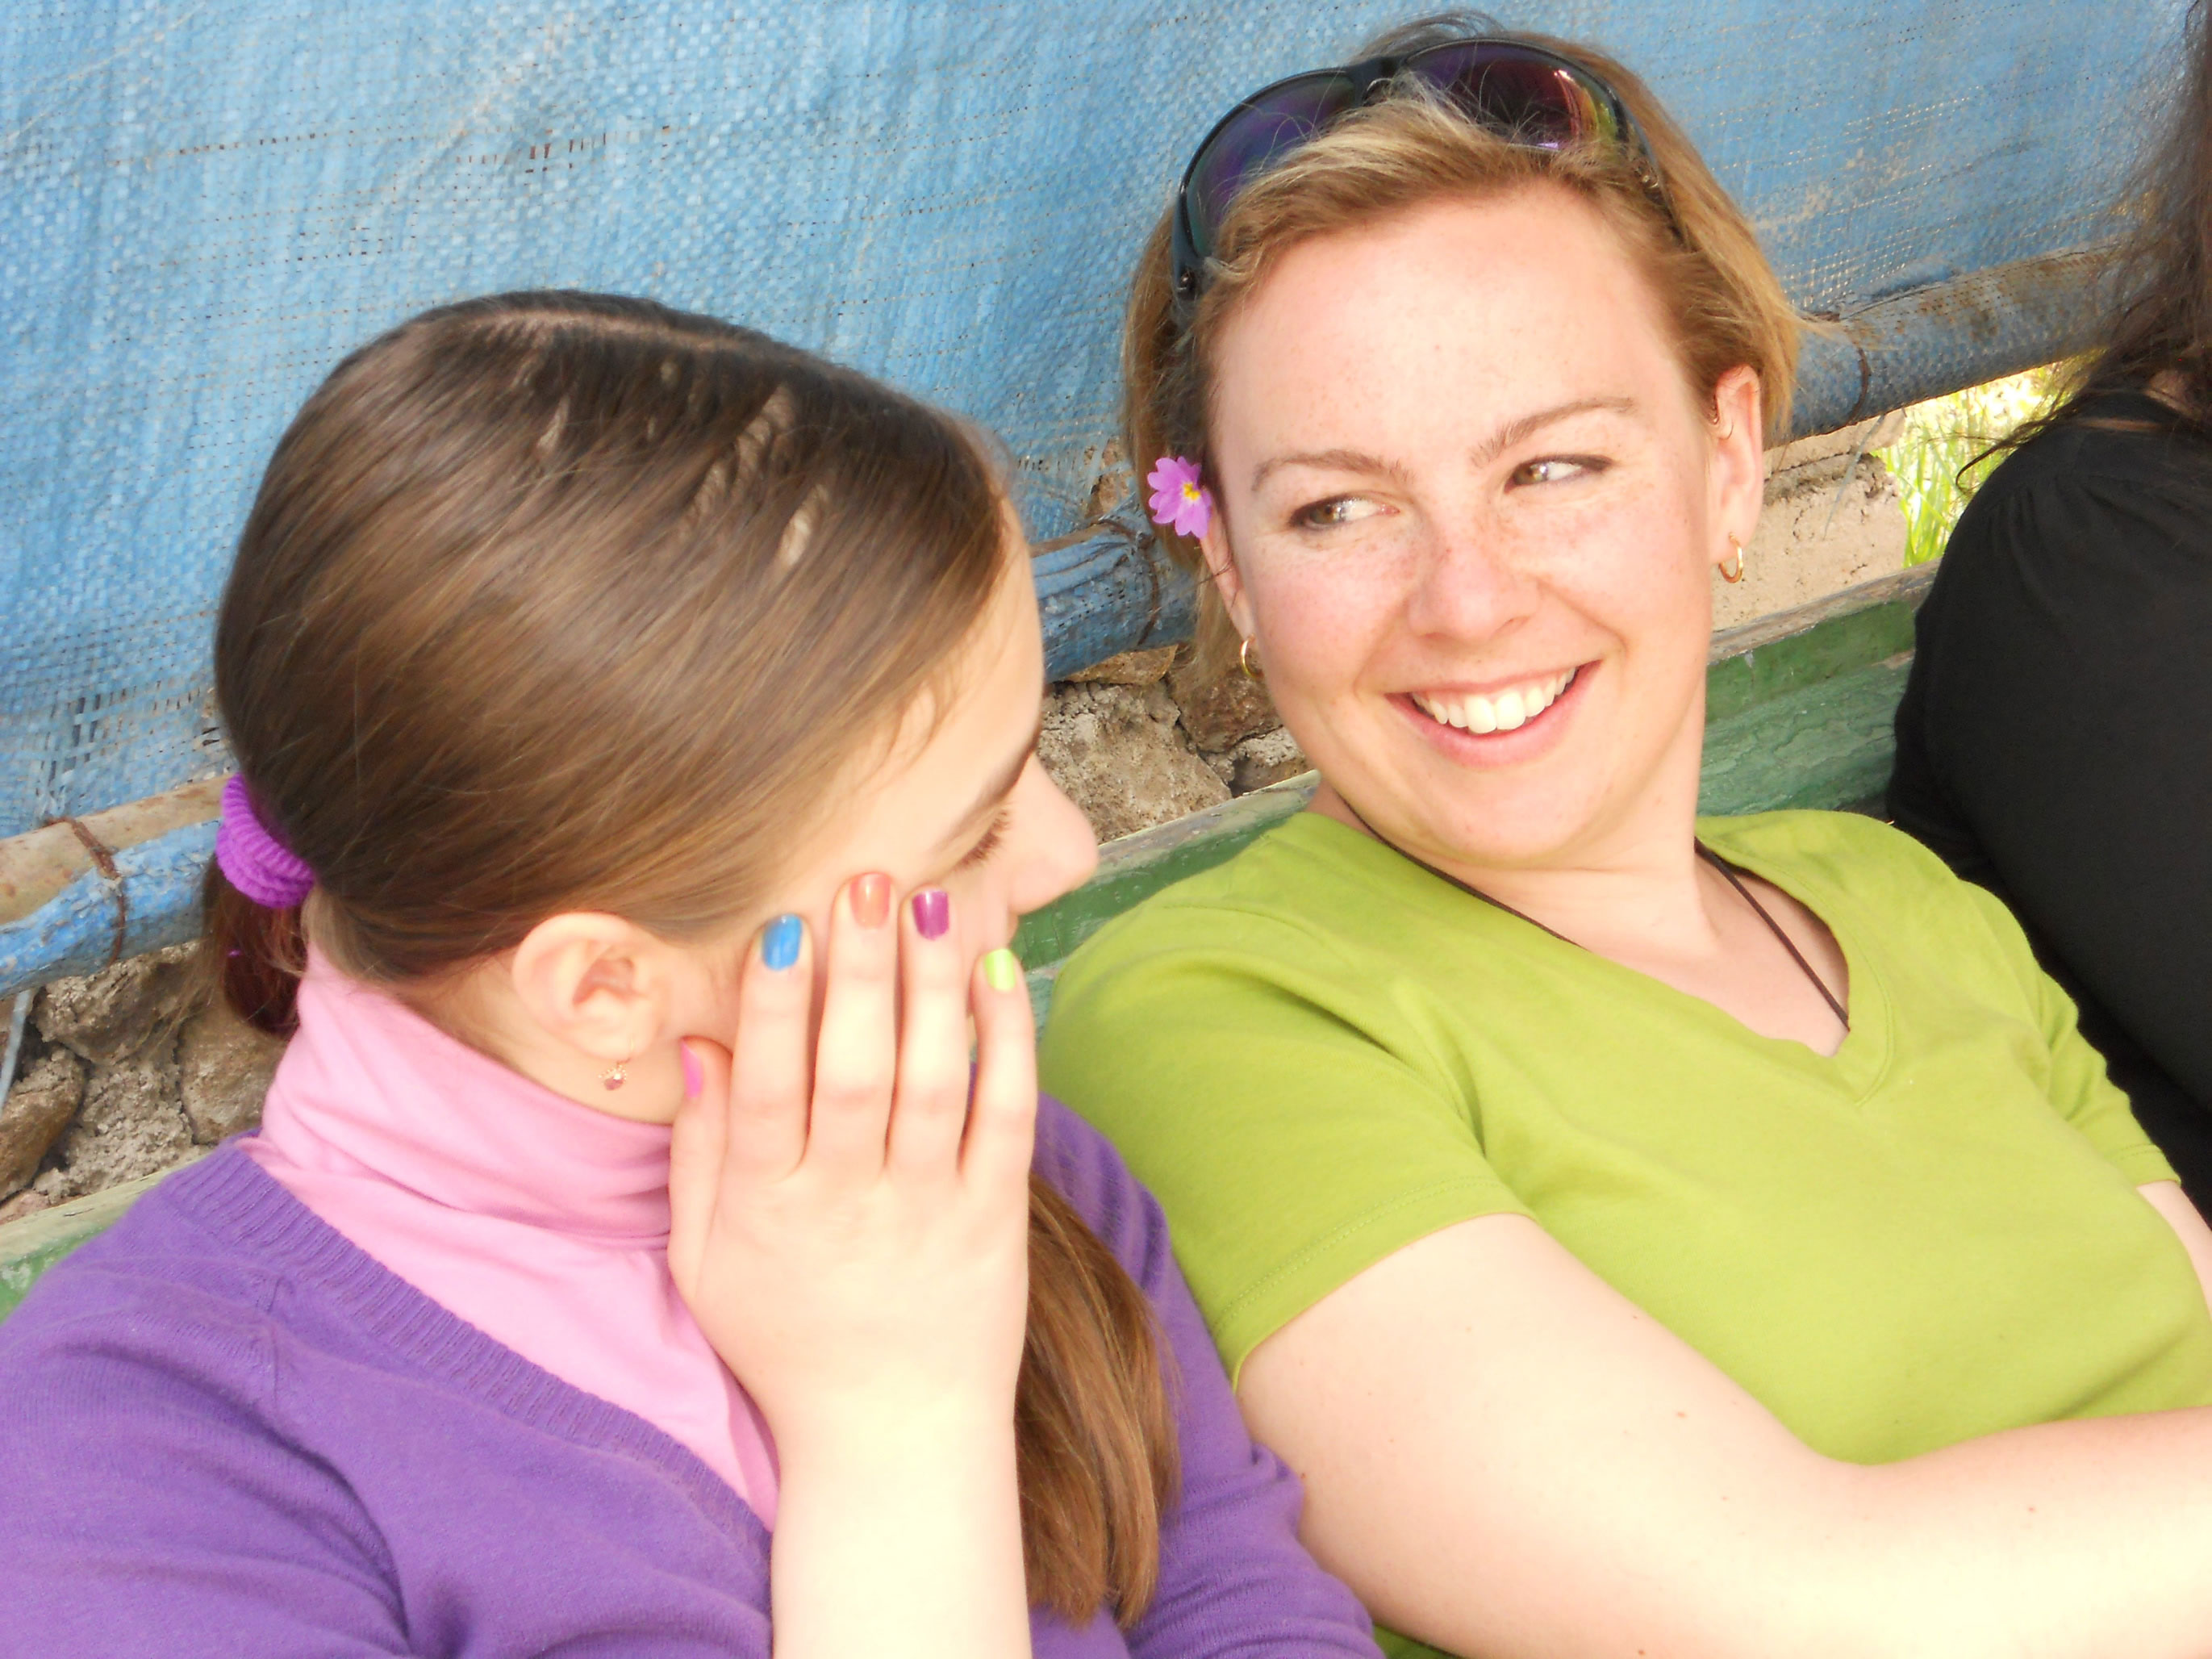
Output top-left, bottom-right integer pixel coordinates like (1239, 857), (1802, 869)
(952, 804), (1012, 872)
(1510, 454), (1609, 487)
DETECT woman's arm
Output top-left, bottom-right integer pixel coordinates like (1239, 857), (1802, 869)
(1241, 1210), (2212, 1659)
(2143, 1181), (2212, 1323)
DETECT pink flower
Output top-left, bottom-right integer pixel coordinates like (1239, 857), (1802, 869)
(1146, 454), (1214, 539)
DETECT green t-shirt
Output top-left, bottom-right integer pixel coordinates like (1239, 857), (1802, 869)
(1041, 809), (2212, 1656)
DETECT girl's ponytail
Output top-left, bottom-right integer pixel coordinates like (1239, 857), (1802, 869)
(201, 864), (304, 1039)
(1020, 1176), (1179, 1624)
(202, 774), (312, 1037)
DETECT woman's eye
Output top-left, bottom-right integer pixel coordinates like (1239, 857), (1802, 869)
(1290, 495), (1386, 529)
(1511, 457), (1600, 487)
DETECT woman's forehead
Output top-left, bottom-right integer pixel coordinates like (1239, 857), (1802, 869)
(1211, 194), (1680, 456)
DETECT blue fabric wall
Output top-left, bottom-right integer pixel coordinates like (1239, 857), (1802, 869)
(0, 0), (2185, 836)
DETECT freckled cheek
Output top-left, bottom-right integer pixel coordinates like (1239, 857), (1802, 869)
(1521, 487), (1706, 625)
(1241, 544), (1414, 695)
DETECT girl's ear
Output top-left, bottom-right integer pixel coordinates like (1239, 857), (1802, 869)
(507, 912), (674, 1075)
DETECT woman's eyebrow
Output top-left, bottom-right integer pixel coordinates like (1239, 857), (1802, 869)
(935, 711), (1044, 849)
(1250, 447), (1410, 494)
(1247, 395), (1637, 494)
(1470, 395), (1637, 466)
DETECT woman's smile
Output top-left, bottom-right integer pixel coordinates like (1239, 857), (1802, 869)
(1392, 661), (1592, 767)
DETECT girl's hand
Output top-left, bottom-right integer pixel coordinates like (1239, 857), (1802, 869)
(667, 875), (1036, 1659)
(668, 875), (1037, 1456)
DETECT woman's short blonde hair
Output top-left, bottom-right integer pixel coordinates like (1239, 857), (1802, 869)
(1122, 27), (1799, 673)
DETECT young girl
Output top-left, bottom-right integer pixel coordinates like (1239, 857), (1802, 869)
(0, 291), (1378, 1659)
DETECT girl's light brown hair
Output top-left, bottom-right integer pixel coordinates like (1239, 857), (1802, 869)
(1124, 17), (1799, 673)
(207, 290), (1175, 1625)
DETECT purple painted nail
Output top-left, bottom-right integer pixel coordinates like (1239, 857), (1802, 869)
(680, 1045), (703, 1101)
(912, 888), (950, 940)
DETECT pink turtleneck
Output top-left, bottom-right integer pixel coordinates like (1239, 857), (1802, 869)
(244, 952), (779, 1523)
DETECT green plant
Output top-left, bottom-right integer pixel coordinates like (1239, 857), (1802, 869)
(1874, 366), (2068, 566)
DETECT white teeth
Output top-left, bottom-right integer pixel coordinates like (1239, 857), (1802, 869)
(1411, 667), (1577, 736)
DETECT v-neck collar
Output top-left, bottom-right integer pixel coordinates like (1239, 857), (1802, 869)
(1288, 809), (1898, 1101)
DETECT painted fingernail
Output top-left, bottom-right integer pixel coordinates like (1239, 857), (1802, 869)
(982, 947), (1020, 993)
(761, 914), (803, 971)
(912, 888), (950, 940)
(851, 872), (892, 929)
(680, 1044), (703, 1100)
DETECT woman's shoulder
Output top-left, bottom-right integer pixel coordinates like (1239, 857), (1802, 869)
(1980, 391), (2208, 489)
(1702, 808), (1976, 903)
(1701, 809), (2030, 970)
(1053, 810), (1414, 990)
(1945, 391), (2212, 564)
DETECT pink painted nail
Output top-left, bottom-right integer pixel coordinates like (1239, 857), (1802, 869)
(912, 888), (950, 940)
(680, 1044), (703, 1100)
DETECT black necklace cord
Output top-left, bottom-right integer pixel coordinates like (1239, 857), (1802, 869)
(1692, 845), (1850, 1030)
(1331, 803), (1849, 1032)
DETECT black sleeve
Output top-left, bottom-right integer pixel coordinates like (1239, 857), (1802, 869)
(1889, 428), (2212, 1202)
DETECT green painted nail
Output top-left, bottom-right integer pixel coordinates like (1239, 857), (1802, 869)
(982, 947), (1021, 993)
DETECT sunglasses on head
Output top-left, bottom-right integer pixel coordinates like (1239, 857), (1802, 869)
(1170, 36), (1662, 304)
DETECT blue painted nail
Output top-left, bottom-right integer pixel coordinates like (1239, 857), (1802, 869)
(761, 914), (803, 971)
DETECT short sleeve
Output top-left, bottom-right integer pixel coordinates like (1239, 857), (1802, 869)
(1040, 903), (1528, 1382)
(1953, 879), (2177, 1188)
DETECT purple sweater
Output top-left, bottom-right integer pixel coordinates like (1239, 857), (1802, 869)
(0, 1101), (1376, 1657)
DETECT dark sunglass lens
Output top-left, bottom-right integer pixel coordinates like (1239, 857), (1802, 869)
(1418, 44), (1623, 153)
(1187, 73), (1362, 257)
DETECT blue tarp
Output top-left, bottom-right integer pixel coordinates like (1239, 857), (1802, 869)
(0, 0), (2187, 842)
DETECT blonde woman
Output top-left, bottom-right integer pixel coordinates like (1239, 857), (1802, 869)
(1042, 19), (2212, 1659)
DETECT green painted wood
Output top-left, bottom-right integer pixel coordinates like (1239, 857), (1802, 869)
(1698, 654), (1914, 815)
(1705, 597), (1918, 725)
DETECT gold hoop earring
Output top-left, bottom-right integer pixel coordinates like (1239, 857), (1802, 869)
(1719, 535), (1747, 585)
(600, 1056), (630, 1093)
(1237, 635), (1265, 681)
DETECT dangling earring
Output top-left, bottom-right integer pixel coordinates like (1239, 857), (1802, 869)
(1719, 534), (1747, 584)
(1237, 634), (1266, 681)
(601, 1056), (630, 1092)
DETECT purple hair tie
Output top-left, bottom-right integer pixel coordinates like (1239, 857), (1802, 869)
(215, 774), (315, 909)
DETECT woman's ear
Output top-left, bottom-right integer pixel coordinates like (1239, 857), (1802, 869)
(1709, 366), (1766, 561)
(506, 912), (675, 1073)
(1197, 516), (1258, 641)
